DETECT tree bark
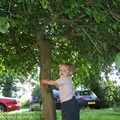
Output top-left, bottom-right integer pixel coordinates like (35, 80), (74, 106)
(56, 0), (64, 4)
(37, 31), (56, 120)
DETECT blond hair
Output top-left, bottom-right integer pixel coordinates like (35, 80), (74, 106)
(59, 63), (74, 75)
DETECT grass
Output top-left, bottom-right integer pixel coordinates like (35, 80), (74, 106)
(0, 108), (120, 120)
(80, 108), (120, 120)
(0, 111), (41, 120)
(57, 108), (120, 120)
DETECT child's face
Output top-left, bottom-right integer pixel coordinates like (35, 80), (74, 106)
(59, 65), (71, 77)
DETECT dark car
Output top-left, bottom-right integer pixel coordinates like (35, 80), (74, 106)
(29, 88), (61, 111)
(52, 89), (61, 109)
(75, 90), (100, 108)
(0, 97), (20, 112)
(52, 89), (100, 109)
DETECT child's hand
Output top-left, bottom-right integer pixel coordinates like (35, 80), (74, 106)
(41, 80), (57, 86)
(41, 80), (47, 84)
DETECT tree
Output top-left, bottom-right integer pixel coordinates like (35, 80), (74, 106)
(0, 0), (120, 120)
(0, 73), (15, 97)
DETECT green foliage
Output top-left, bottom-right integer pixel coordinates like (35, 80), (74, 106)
(0, 17), (10, 33)
(16, 0), (24, 2)
(0, 0), (4, 7)
(113, 86), (120, 104)
(40, 0), (49, 8)
(113, 103), (120, 112)
(115, 53), (120, 71)
(21, 99), (30, 108)
(0, 29), (38, 76)
(103, 80), (115, 107)
(0, 73), (17, 97)
(16, 0), (35, 3)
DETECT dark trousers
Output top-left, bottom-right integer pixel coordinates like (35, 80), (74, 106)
(61, 97), (80, 120)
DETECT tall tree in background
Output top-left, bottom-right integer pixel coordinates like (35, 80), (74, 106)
(0, 0), (120, 120)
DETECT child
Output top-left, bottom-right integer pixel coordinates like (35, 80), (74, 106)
(41, 63), (80, 120)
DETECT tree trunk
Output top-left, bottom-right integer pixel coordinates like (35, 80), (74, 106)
(37, 32), (56, 120)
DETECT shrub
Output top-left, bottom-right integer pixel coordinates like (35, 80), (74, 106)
(21, 99), (30, 108)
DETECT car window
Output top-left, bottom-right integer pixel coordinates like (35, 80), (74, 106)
(75, 91), (83, 96)
(75, 90), (92, 96)
(83, 91), (91, 95)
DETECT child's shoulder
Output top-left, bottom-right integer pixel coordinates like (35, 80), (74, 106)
(61, 76), (72, 80)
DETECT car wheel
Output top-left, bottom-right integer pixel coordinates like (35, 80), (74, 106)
(0, 104), (7, 112)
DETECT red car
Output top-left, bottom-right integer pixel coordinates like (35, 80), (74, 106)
(0, 97), (20, 112)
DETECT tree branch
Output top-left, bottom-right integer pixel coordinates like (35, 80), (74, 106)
(56, 0), (64, 4)
(82, 28), (102, 55)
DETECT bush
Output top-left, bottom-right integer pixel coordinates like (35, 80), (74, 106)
(21, 99), (30, 108)
(113, 102), (120, 112)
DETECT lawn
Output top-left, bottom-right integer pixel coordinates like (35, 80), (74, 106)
(0, 108), (120, 120)
(57, 108), (120, 120)
(80, 108), (120, 120)
(0, 111), (41, 120)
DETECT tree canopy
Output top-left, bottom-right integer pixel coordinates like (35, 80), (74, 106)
(0, 0), (119, 73)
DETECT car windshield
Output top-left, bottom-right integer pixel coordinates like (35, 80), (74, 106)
(75, 90), (92, 96)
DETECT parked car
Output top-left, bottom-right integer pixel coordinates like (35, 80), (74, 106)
(0, 97), (20, 112)
(75, 90), (100, 108)
(52, 89), (61, 109)
(29, 88), (61, 111)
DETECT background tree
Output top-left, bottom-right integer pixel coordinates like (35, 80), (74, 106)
(0, 73), (15, 97)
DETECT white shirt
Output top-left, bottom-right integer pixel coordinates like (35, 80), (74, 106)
(56, 76), (74, 102)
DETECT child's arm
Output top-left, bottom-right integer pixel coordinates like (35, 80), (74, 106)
(41, 80), (58, 86)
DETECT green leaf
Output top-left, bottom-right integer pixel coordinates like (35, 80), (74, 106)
(115, 53), (120, 71)
(39, 0), (49, 8)
(16, 0), (24, 2)
(0, 17), (10, 33)
(16, 0), (35, 2)
(0, 0), (4, 7)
